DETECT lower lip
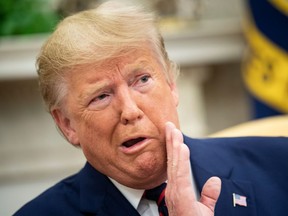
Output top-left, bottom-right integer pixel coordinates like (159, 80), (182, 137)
(120, 138), (151, 154)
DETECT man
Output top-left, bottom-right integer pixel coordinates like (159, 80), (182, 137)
(14, 1), (288, 216)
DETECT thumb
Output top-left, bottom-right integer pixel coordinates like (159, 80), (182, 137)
(200, 176), (221, 212)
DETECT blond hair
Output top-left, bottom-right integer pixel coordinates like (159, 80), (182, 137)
(37, 1), (179, 111)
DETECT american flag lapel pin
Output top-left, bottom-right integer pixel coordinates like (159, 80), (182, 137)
(233, 193), (247, 207)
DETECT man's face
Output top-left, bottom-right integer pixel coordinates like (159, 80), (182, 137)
(53, 46), (179, 189)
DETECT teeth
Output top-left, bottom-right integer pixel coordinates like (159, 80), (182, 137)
(123, 137), (145, 148)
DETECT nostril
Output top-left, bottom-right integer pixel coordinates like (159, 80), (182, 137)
(120, 107), (143, 125)
(121, 118), (129, 125)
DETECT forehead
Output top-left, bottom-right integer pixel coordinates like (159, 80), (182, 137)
(70, 47), (163, 81)
(99, 47), (159, 71)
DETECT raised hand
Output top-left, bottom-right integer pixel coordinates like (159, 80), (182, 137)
(165, 122), (221, 216)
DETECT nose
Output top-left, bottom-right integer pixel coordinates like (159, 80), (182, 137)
(118, 89), (144, 125)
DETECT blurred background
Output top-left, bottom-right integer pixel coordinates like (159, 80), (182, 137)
(0, 0), (256, 214)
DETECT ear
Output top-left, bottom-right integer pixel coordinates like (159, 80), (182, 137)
(51, 108), (80, 146)
(169, 82), (179, 107)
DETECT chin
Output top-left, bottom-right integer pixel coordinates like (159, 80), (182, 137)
(127, 169), (167, 190)
(146, 170), (167, 189)
(137, 151), (165, 172)
(132, 158), (167, 189)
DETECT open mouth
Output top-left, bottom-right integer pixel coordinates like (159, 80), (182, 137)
(122, 137), (146, 148)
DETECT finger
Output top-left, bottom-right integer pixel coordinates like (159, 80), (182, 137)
(174, 135), (197, 205)
(171, 128), (182, 173)
(176, 142), (194, 191)
(165, 122), (176, 182)
(168, 125), (183, 186)
(166, 130), (200, 216)
(165, 122), (176, 213)
(165, 122), (174, 165)
(200, 176), (222, 212)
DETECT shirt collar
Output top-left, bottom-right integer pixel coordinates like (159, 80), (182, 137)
(109, 178), (145, 209)
(109, 158), (200, 208)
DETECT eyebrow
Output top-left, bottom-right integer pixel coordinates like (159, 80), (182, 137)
(78, 80), (111, 102)
(77, 59), (154, 101)
(124, 60), (154, 76)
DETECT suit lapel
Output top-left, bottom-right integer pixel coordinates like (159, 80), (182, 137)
(79, 163), (140, 216)
(184, 136), (257, 216)
(217, 178), (257, 216)
(192, 162), (257, 216)
(98, 185), (141, 216)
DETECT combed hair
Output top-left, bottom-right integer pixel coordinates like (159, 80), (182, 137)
(36, 0), (179, 111)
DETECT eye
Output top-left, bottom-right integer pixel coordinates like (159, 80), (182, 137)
(88, 93), (112, 110)
(139, 75), (150, 83)
(97, 93), (109, 101)
(132, 74), (153, 92)
(135, 74), (152, 86)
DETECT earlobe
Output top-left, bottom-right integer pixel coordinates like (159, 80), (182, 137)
(51, 108), (80, 146)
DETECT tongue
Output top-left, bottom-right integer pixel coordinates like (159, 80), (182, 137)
(123, 137), (145, 148)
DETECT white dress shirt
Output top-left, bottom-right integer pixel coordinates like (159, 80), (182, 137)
(109, 178), (159, 215)
(109, 166), (199, 216)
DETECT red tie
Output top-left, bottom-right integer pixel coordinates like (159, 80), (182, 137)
(144, 183), (168, 216)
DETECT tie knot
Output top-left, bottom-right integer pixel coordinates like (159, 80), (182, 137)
(144, 182), (167, 206)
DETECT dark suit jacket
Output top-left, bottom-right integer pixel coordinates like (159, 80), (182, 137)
(14, 136), (288, 216)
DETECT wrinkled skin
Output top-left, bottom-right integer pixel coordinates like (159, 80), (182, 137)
(52, 45), (221, 215)
(52, 46), (179, 189)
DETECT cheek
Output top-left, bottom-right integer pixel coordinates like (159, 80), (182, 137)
(79, 110), (114, 133)
(75, 114), (104, 146)
(78, 120), (112, 164)
(76, 110), (118, 150)
(146, 91), (179, 129)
